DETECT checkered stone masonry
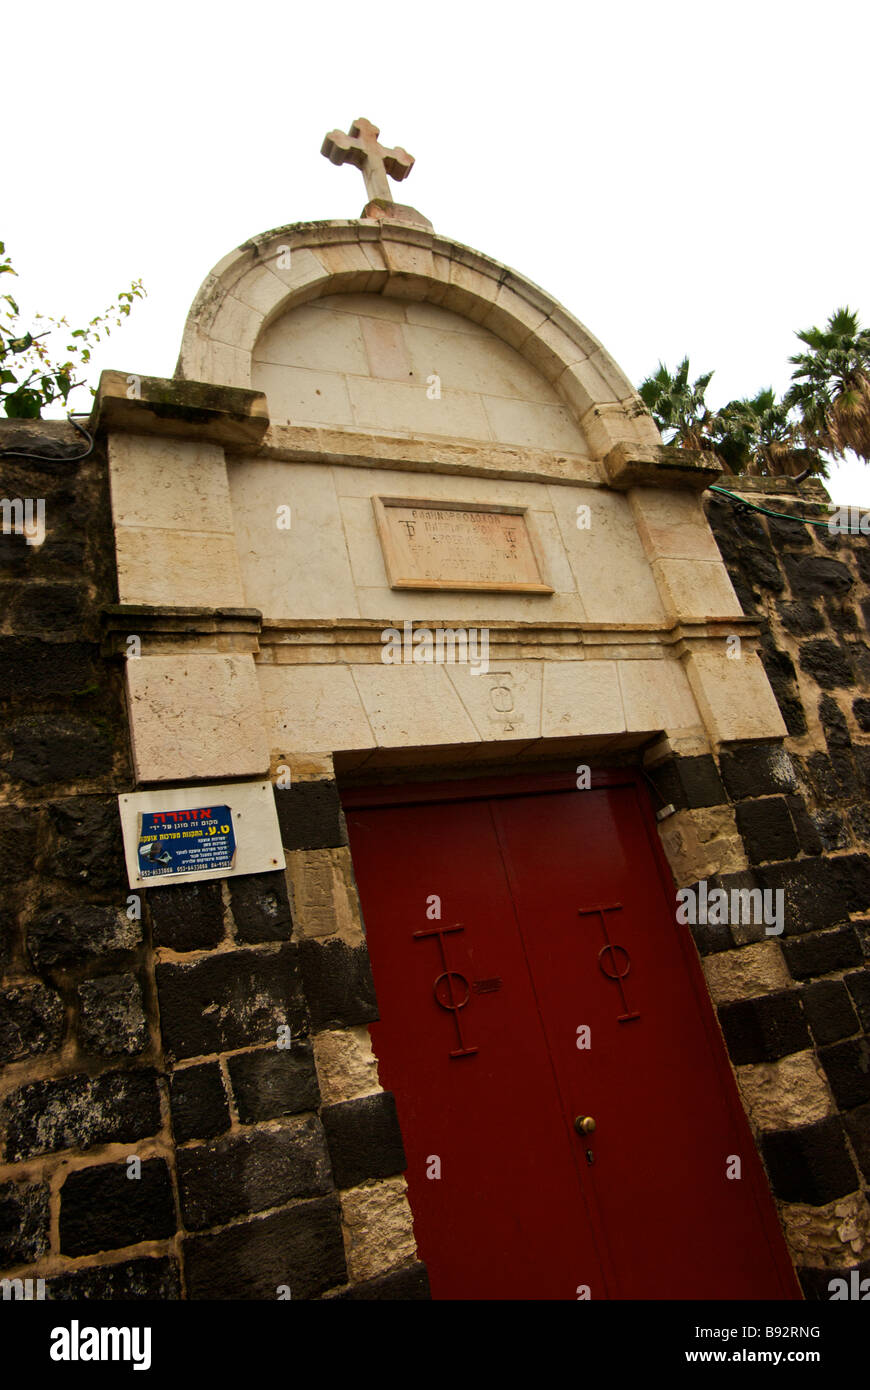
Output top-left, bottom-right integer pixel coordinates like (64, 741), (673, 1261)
(647, 479), (870, 1298)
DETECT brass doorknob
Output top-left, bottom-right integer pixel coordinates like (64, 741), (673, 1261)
(574, 1115), (596, 1135)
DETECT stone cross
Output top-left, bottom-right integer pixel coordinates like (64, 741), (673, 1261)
(321, 118), (414, 204)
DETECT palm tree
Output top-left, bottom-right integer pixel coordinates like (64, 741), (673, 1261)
(638, 358), (715, 451)
(713, 388), (825, 478)
(785, 307), (870, 463)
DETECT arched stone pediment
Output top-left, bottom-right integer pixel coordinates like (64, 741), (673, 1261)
(176, 219), (660, 461)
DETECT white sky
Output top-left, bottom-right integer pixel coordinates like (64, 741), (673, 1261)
(6, 0), (870, 503)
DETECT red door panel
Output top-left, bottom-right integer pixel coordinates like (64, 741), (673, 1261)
(492, 783), (798, 1299)
(343, 773), (800, 1301)
(345, 797), (606, 1299)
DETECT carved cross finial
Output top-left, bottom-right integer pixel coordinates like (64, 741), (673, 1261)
(321, 118), (414, 204)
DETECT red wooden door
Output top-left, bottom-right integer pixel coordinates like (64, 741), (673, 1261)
(343, 772), (800, 1301)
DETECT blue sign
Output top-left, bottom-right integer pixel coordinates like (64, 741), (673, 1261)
(137, 805), (236, 878)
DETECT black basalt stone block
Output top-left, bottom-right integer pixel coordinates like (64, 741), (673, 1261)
(717, 990), (810, 1064)
(781, 927), (863, 981)
(321, 1091), (406, 1189)
(734, 797), (799, 864)
(59, 1158), (176, 1256)
(229, 871), (293, 943)
(800, 980), (859, 1046)
(297, 937), (378, 1031)
(176, 1118), (333, 1231)
(761, 1118), (858, 1205)
(169, 1061), (230, 1144)
(273, 780), (348, 850)
(227, 1043), (320, 1124)
(183, 1195), (346, 1300)
(148, 880), (225, 952)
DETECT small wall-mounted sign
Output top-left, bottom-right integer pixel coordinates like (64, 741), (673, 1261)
(138, 805), (237, 879)
(118, 781), (282, 889)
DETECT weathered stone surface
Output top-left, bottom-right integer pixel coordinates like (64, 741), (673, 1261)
(0, 806), (40, 884)
(1, 1069), (161, 1162)
(170, 1061), (230, 1144)
(229, 870), (293, 943)
(819, 694), (852, 750)
(717, 990), (810, 1064)
(284, 847), (366, 942)
(776, 600), (825, 637)
(781, 1189), (870, 1270)
(177, 1117), (333, 1230)
(736, 1051), (833, 1130)
(312, 1026), (381, 1104)
(766, 515), (812, 548)
(76, 972), (148, 1056)
(227, 1043), (320, 1124)
(833, 852), (870, 913)
(809, 809), (849, 851)
(853, 697), (870, 732)
(27, 903), (140, 969)
(11, 582), (87, 635)
(849, 804), (870, 844)
(759, 634), (806, 736)
(183, 1195), (346, 1300)
(781, 927), (863, 980)
(785, 555), (853, 598)
(785, 795), (823, 856)
(0, 982), (63, 1060)
(321, 1092), (405, 1189)
(125, 653), (268, 781)
(273, 780), (348, 850)
(801, 980), (860, 1045)
(47, 1257), (181, 1301)
(658, 805), (749, 885)
(756, 858), (851, 935)
(340, 1175), (416, 1283)
(0, 1180), (50, 1264)
(701, 941), (790, 1005)
(155, 944), (307, 1061)
(761, 1117), (858, 1205)
(805, 750), (848, 804)
(147, 879), (225, 953)
(798, 639), (854, 689)
(717, 742), (798, 801)
(59, 1158), (176, 1256)
(844, 1102), (870, 1183)
(734, 797), (799, 865)
(646, 753), (726, 811)
(827, 597), (859, 633)
(819, 1038), (870, 1109)
(337, 1261), (431, 1300)
(45, 796), (125, 888)
(8, 714), (114, 785)
(298, 937), (378, 1031)
(0, 637), (96, 701)
(844, 968), (870, 1029)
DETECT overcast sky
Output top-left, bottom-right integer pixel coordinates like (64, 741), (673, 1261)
(6, 0), (869, 502)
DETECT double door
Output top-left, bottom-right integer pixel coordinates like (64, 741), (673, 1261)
(343, 772), (799, 1300)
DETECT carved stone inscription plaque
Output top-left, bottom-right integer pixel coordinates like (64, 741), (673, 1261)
(373, 497), (553, 593)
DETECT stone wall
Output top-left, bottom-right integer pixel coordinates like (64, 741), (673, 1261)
(0, 419), (424, 1301)
(647, 477), (870, 1298)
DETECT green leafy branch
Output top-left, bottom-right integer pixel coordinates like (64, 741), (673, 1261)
(0, 240), (145, 419)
